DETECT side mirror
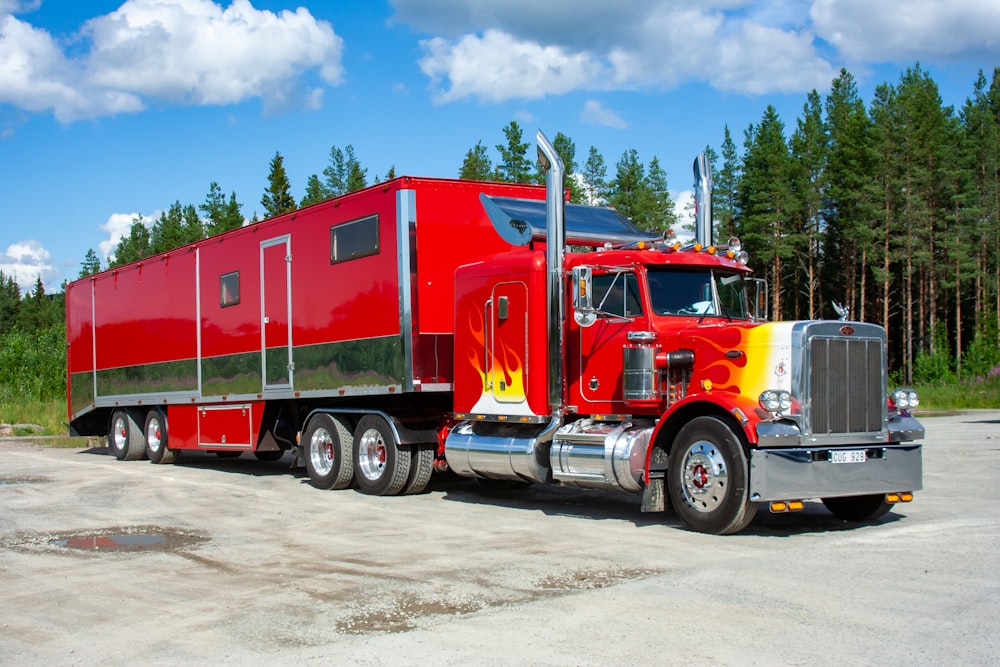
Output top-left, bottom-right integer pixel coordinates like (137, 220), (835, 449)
(752, 278), (769, 321)
(572, 266), (597, 327)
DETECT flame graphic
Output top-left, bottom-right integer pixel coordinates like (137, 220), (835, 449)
(693, 323), (794, 398)
(464, 308), (527, 405)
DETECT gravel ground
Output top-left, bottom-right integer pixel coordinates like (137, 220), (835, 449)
(0, 411), (998, 666)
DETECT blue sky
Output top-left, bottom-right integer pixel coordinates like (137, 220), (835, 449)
(1, 0), (998, 293)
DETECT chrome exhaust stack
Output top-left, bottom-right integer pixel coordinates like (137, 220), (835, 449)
(537, 130), (565, 415)
(693, 153), (713, 247)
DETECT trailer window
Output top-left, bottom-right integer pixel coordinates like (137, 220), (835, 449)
(331, 215), (379, 264)
(220, 271), (240, 308)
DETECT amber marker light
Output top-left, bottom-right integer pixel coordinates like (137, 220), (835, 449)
(901, 492), (914, 502)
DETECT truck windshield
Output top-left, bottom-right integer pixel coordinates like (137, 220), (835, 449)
(646, 268), (750, 320)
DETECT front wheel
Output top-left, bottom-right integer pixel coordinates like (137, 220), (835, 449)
(354, 415), (410, 496)
(668, 416), (757, 534)
(822, 495), (893, 522)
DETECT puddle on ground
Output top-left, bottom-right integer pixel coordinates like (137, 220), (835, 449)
(0, 476), (51, 486)
(1, 525), (208, 554)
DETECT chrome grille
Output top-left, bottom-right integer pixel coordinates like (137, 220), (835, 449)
(808, 336), (884, 435)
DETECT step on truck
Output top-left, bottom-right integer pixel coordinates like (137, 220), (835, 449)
(66, 130), (924, 534)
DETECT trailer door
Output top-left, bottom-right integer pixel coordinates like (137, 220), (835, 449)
(261, 236), (293, 390)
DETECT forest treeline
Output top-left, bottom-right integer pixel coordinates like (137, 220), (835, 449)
(3, 63), (999, 405)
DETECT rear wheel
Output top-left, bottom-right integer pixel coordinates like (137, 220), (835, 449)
(354, 415), (410, 496)
(822, 495), (893, 522)
(668, 416), (757, 534)
(109, 409), (145, 461)
(304, 414), (355, 490)
(403, 444), (435, 495)
(144, 408), (177, 464)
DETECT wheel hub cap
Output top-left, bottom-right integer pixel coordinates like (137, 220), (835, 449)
(681, 442), (728, 513)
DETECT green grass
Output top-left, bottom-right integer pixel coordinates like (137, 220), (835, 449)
(0, 397), (67, 435)
(911, 378), (1000, 411)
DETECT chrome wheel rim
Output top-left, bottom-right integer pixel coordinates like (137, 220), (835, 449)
(146, 417), (162, 453)
(112, 416), (128, 452)
(357, 428), (386, 481)
(309, 427), (334, 476)
(680, 441), (727, 513)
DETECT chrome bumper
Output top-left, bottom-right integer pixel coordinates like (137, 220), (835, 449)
(749, 444), (922, 502)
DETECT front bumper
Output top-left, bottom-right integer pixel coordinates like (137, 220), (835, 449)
(749, 444), (922, 502)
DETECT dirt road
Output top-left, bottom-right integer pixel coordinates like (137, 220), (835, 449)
(1, 411), (998, 665)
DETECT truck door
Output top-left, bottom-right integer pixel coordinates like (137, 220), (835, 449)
(487, 281), (528, 407)
(576, 270), (644, 409)
(261, 236), (292, 390)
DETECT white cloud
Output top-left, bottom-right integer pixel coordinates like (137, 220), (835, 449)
(0, 0), (345, 122)
(420, 29), (608, 103)
(580, 100), (627, 129)
(0, 240), (57, 293)
(400, 0), (997, 103)
(811, 0), (1000, 62)
(98, 211), (156, 261)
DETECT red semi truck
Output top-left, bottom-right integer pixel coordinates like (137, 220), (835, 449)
(66, 131), (924, 534)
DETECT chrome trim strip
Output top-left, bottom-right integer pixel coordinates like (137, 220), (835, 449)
(398, 188), (417, 393)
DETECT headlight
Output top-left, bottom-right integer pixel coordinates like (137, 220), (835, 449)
(759, 389), (792, 415)
(892, 388), (920, 410)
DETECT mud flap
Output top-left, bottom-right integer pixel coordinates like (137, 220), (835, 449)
(641, 476), (666, 512)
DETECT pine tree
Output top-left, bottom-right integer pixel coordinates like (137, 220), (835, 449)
(643, 156), (677, 236)
(551, 132), (584, 202)
(0, 271), (20, 332)
(300, 174), (330, 207)
(825, 68), (875, 321)
(495, 121), (530, 183)
(111, 215), (151, 267)
(739, 106), (794, 319)
(789, 89), (828, 319)
(261, 151), (295, 218)
(201, 183), (244, 236)
(150, 201), (185, 254)
(582, 146), (608, 205)
(715, 127), (741, 240)
(323, 145), (366, 196)
(79, 249), (101, 278)
(608, 149), (649, 228)
(459, 141), (493, 180)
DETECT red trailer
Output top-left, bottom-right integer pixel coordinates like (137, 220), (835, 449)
(67, 131), (924, 534)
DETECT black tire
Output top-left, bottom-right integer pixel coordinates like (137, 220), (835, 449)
(353, 415), (410, 496)
(144, 408), (177, 464)
(403, 444), (435, 495)
(668, 416), (757, 534)
(109, 409), (145, 461)
(303, 414), (355, 490)
(822, 495), (893, 522)
(254, 449), (284, 462)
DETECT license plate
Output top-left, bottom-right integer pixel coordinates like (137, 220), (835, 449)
(830, 450), (867, 464)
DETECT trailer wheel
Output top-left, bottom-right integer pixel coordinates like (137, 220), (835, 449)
(144, 408), (177, 464)
(822, 495), (893, 522)
(304, 414), (355, 490)
(109, 409), (145, 461)
(403, 444), (435, 495)
(353, 415), (410, 496)
(668, 416), (757, 535)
